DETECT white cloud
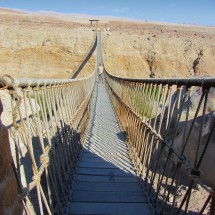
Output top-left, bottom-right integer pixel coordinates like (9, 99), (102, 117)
(98, 6), (105, 9)
(113, 7), (129, 13)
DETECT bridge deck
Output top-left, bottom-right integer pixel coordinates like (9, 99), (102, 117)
(68, 83), (151, 214)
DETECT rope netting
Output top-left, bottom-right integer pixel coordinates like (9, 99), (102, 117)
(1, 29), (215, 215)
(0, 73), (96, 214)
(105, 72), (215, 215)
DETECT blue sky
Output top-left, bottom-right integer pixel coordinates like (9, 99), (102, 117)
(0, 0), (215, 26)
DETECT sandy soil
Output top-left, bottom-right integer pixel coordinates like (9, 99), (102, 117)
(0, 8), (96, 79)
(0, 8), (215, 79)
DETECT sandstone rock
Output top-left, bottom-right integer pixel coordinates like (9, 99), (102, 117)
(0, 90), (13, 126)
(0, 89), (41, 126)
(42, 39), (52, 46)
(0, 114), (22, 215)
(171, 87), (215, 187)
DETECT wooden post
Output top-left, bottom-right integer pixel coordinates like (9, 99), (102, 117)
(89, 19), (99, 26)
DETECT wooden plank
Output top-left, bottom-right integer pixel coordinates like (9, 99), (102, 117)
(73, 181), (143, 192)
(69, 202), (151, 215)
(76, 167), (135, 177)
(79, 158), (133, 169)
(80, 156), (133, 167)
(85, 148), (129, 156)
(87, 140), (126, 148)
(80, 151), (101, 158)
(71, 191), (148, 203)
(75, 175), (139, 183)
(77, 161), (133, 169)
(67, 82), (152, 214)
(88, 137), (124, 144)
(85, 146), (130, 155)
(77, 161), (119, 169)
(82, 150), (130, 157)
(81, 152), (133, 163)
(87, 144), (129, 152)
(80, 156), (116, 163)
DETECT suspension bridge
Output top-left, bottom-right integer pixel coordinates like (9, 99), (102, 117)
(0, 31), (215, 215)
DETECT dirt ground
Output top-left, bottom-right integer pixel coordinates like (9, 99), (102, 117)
(0, 8), (96, 79)
(0, 8), (215, 79)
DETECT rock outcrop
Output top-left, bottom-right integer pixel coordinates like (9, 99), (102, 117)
(0, 100), (22, 215)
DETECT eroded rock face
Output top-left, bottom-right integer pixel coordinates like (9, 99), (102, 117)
(0, 90), (13, 126)
(102, 21), (215, 78)
(0, 13), (96, 79)
(0, 88), (41, 127)
(1, 12), (215, 79)
(173, 111), (215, 186)
(165, 87), (215, 187)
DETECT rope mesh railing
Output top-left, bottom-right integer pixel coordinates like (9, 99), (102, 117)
(0, 72), (96, 214)
(105, 72), (215, 215)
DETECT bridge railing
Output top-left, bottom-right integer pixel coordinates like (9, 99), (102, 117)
(105, 71), (215, 215)
(0, 73), (96, 214)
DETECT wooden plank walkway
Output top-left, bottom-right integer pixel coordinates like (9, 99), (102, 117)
(68, 83), (151, 215)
